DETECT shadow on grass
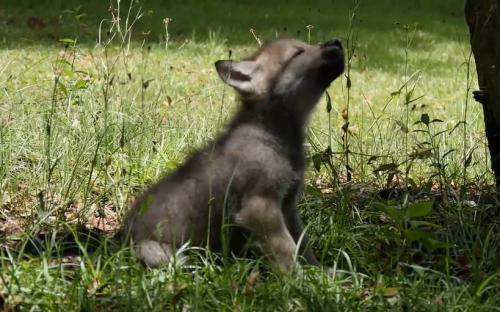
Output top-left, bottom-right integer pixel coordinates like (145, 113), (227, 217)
(2, 0), (466, 48)
(301, 183), (500, 281)
(4, 184), (498, 284)
(4, 226), (119, 259)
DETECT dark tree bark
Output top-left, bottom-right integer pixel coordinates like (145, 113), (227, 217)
(465, 0), (500, 188)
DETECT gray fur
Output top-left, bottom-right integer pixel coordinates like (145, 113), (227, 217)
(124, 38), (345, 272)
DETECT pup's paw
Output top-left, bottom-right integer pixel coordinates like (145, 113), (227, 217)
(136, 240), (172, 267)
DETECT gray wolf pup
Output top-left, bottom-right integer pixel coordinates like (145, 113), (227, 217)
(125, 38), (345, 272)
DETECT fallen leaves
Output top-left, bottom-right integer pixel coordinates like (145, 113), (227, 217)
(0, 218), (22, 237)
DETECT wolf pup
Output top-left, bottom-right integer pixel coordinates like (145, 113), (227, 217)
(125, 38), (345, 272)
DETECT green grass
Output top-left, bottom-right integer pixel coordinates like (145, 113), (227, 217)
(1, 0), (499, 310)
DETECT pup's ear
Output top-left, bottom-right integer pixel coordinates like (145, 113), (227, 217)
(215, 60), (258, 94)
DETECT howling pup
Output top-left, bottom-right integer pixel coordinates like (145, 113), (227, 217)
(125, 38), (345, 272)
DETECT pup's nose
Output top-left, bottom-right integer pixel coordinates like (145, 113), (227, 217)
(320, 38), (345, 65)
(321, 39), (342, 49)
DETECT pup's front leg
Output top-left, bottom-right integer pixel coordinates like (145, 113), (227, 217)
(236, 195), (298, 272)
(282, 184), (320, 266)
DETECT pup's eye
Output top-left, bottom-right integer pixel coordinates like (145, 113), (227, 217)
(293, 48), (305, 58)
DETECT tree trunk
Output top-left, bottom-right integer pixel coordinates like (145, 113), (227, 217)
(465, 0), (500, 188)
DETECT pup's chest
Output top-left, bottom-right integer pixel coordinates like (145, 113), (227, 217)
(222, 132), (302, 196)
